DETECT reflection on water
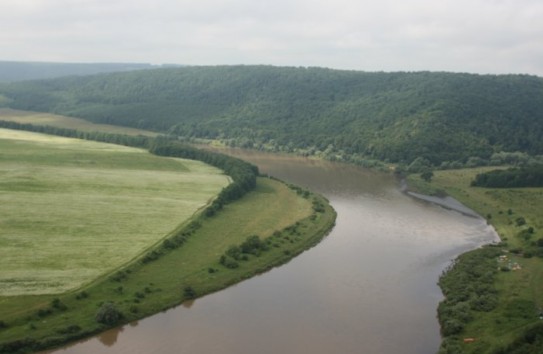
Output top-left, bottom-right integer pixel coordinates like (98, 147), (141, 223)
(45, 149), (498, 354)
(98, 328), (122, 347)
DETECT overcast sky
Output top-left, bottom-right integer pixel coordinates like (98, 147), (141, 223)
(1, 0), (542, 76)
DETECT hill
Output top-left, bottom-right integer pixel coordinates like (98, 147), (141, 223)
(1, 65), (542, 165)
(0, 61), (157, 82)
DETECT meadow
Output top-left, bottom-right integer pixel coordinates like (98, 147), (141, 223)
(408, 168), (543, 353)
(0, 128), (229, 296)
(0, 127), (335, 353)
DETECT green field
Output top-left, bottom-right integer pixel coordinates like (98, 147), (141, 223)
(408, 168), (543, 353)
(0, 128), (229, 296)
(0, 127), (336, 353)
(0, 108), (157, 136)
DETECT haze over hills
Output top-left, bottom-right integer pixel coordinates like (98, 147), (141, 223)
(0, 65), (542, 165)
(0, 61), (176, 83)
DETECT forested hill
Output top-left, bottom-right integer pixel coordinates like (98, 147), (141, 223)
(0, 61), (156, 82)
(0, 65), (542, 165)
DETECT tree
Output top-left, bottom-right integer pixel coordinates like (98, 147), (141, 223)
(421, 169), (434, 182)
(95, 302), (123, 326)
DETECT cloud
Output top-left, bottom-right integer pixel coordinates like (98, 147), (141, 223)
(1, 0), (542, 75)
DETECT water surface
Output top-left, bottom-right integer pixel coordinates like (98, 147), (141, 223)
(46, 150), (498, 354)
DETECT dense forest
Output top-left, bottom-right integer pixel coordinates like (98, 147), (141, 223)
(1, 65), (542, 165)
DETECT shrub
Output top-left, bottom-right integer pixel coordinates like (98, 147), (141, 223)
(95, 302), (123, 326)
(183, 286), (196, 299)
(51, 298), (67, 311)
(470, 294), (498, 312)
(226, 245), (242, 260)
(442, 319), (464, 336)
(75, 291), (89, 300)
(220, 255), (239, 269)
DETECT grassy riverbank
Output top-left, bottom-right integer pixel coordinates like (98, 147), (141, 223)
(407, 168), (543, 353)
(0, 129), (336, 353)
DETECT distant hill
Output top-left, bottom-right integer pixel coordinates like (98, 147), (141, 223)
(0, 65), (542, 165)
(0, 61), (158, 82)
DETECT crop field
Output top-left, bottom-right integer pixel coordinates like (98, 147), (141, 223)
(0, 128), (229, 296)
(0, 108), (157, 136)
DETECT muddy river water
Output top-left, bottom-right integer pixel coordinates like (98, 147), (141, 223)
(46, 150), (499, 354)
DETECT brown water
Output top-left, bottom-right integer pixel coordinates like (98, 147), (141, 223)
(46, 150), (498, 354)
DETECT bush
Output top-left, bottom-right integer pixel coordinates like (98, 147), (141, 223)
(226, 245), (242, 260)
(470, 294), (498, 312)
(442, 319), (464, 336)
(51, 298), (67, 311)
(183, 286), (196, 299)
(95, 302), (123, 326)
(220, 255), (239, 269)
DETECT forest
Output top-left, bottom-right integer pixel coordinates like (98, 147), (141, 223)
(0, 65), (542, 166)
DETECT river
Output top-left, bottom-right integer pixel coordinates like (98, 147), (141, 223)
(45, 150), (499, 354)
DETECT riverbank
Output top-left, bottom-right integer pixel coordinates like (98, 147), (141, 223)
(0, 173), (336, 352)
(407, 168), (543, 353)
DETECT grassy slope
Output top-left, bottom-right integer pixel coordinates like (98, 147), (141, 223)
(0, 125), (336, 352)
(0, 177), (335, 352)
(0, 108), (157, 136)
(0, 128), (229, 295)
(408, 168), (543, 352)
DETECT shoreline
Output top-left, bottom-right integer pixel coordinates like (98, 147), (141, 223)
(406, 170), (543, 353)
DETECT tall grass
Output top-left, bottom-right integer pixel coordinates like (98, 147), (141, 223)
(0, 129), (229, 295)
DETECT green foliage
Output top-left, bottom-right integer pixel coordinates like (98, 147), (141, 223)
(149, 138), (259, 205)
(471, 165), (543, 188)
(493, 323), (543, 354)
(438, 246), (501, 340)
(2, 66), (542, 164)
(240, 235), (268, 255)
(95, 302), (122, 326)
(220, 235), (270, 269)
(420, 169), (434, 182)
(183, 286), (196, 299)
(51, 298), (67, 311)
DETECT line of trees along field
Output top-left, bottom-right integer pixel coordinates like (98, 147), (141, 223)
(0, 120), (258, 213)
(1, 65), (542, 166)
(471, 165), (543, 188)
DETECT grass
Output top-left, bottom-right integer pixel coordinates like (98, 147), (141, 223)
(0, 108), (157, 136)
(0, 127), (336, 353)
(0, 176), (335, 353)
(408, 168), (543, 353)
(0, 128), (229, 296)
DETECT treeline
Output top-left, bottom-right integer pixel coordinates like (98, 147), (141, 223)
(471, 166), (543, 188)
(0, 120), (259, 213)
(149, 138), (258, 213)
(1, 65), (542, 166)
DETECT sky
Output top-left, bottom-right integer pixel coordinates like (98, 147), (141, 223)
(1, 0), (542, 76)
